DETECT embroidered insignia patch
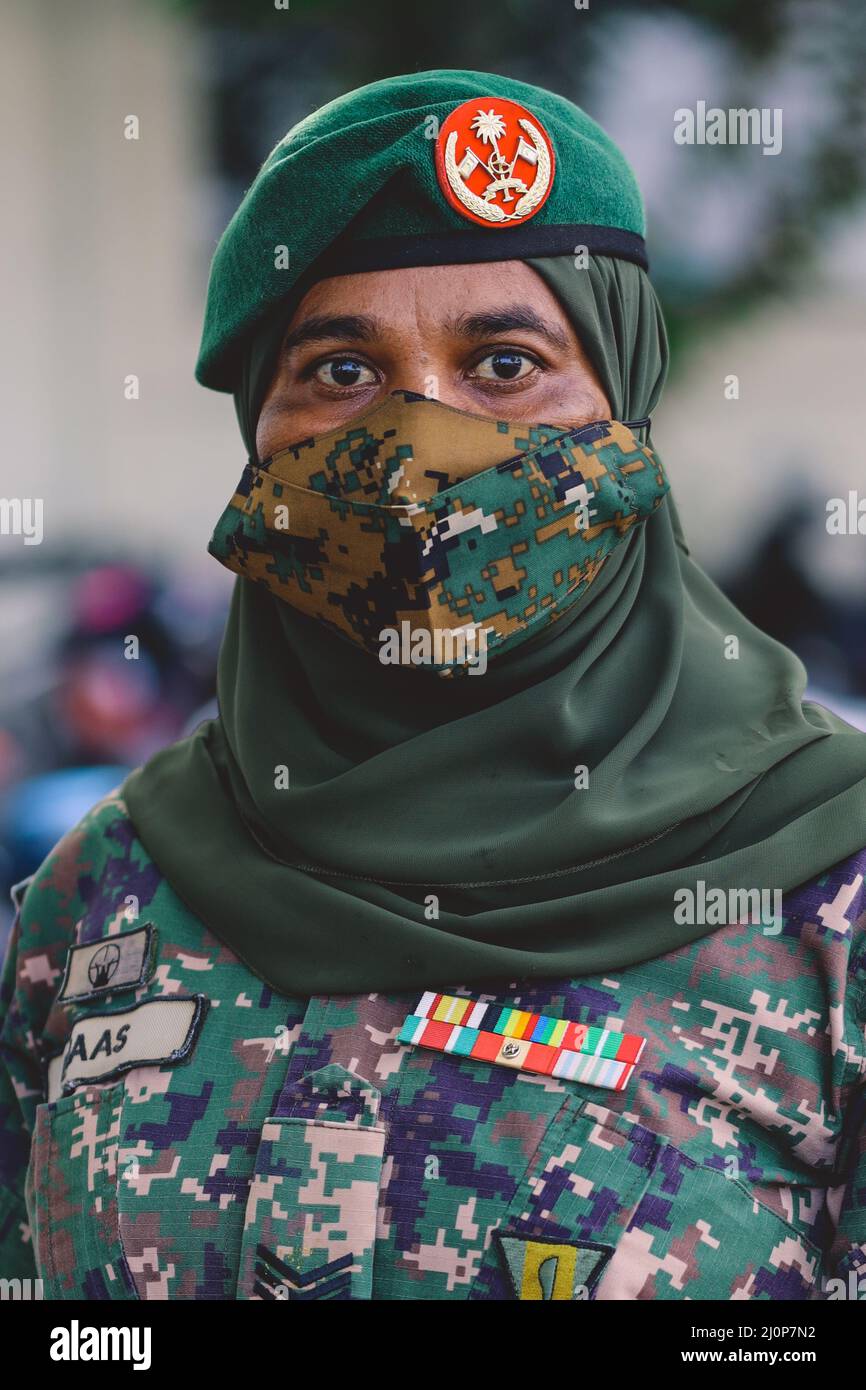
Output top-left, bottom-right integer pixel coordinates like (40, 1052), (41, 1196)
(398, 992), (646, 1091)
(58, 923), (157, 1002)
(434, 96), (555, 228)
(253, 1244), (353, 1301)
(59, 995), (208, 1094)
(495, 1233), (613, 1300)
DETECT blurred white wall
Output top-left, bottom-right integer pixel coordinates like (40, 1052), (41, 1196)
(0, 0), (238, 573)
(656, 269), (866, 599)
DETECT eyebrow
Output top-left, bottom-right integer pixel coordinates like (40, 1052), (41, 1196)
(279, 302), (572, 356)
(446, 304), (572, 351)
(281, 313), (383, 355)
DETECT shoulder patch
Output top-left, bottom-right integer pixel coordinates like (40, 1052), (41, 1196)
(58, 923), (157, 1003)
(60, 994), (208, 1094)
(495, 1232), (613, 1300)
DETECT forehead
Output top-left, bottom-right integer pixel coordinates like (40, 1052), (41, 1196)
(287, 260), (572, 332)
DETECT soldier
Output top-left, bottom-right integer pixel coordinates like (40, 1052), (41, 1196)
(2, 70), (866, 1301)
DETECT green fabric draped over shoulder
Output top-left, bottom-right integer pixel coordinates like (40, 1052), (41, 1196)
(123, 253), (866, 995)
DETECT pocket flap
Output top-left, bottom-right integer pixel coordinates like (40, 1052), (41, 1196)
(278, 1062), (382, 1127)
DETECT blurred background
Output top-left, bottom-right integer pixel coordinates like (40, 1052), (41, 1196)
(1, 0), (864, 945)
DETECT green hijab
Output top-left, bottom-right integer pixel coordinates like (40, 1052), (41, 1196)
(123, 255), (866, 994)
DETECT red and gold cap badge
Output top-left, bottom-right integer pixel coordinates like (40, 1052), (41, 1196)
(434, 96), (556, 228)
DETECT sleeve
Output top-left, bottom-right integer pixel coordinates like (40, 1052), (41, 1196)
(821, 1087), (866, 1298)
(0, 792), (127, 1284)
(820, 930), (866, 1300)
(0, 897), (42, 1280)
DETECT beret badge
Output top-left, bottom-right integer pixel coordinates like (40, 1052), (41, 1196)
(434, 95), (556, 228)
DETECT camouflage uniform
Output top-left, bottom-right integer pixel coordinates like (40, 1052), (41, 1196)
(1, 792), (864, 1300)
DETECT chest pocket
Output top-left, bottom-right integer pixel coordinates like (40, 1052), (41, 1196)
(26, 1083), (138, 1300)
(236, 1063), (387, 1300)
(474, 1099), (823, 1301)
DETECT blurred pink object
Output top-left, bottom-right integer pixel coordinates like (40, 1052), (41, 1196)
(72, 567), (150, 633)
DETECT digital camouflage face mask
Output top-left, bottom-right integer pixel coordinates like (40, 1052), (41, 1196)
(208, 389), (669, 672)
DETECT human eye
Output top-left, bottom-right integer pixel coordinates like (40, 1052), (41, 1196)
(468, 347), (543, 384)
(310, 355), (380, 389)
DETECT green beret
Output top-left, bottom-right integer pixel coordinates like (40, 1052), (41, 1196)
(196, 68), (647, 392)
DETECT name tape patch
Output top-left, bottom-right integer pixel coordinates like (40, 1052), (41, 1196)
(59, 923), (157, 1003)
(59, 995), (208, 1094)
(398, 992), (646, 1092)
